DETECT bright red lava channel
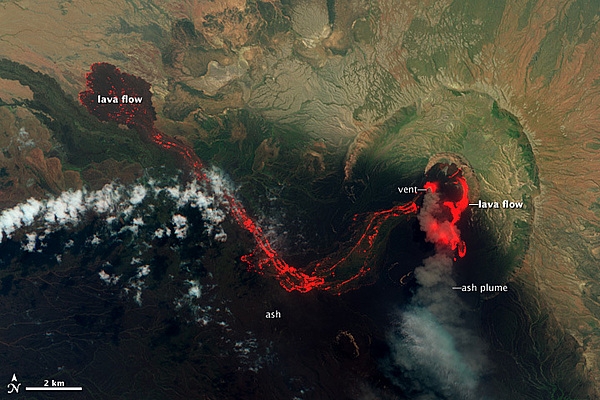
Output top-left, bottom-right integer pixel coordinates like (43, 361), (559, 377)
(79, 63), (468, 293)
(423, 175), (469, 258)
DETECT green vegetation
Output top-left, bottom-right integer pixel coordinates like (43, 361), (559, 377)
(112, 18), (168, 49)
(586, 139), (600, 150)
(589, 198), (600, 218)
(491, 101), (539, 186)
(529, 0), (600, 85)
(256, 1), (291, 40)
(517, 0), (536, 31)
(352, 17), (376, 44)
(403, 0), (506, 79)
(492, 101), (522, 139)
(519, 143), (539, 185)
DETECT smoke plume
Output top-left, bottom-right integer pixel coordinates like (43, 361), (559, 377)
(385, 189), (489, 399)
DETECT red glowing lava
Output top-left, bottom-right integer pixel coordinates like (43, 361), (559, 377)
(420, 165), (469, 258)
(423, 181), (438, 193)
(312, 201), (418, 292)
(79, 63), (467, 294)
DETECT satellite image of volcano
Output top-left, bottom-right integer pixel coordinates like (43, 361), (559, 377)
(0, 0), (599, 399)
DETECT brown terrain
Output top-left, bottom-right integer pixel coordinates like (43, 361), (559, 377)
(1, 0), (599, 396)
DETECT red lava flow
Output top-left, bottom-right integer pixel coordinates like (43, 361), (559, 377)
(79, 63), (468, 294)
(423, 170), (469, 259)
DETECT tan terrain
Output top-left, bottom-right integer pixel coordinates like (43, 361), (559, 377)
(1, 0), (599, 396)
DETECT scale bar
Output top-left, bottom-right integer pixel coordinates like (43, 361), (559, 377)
(26, 387), (83, 391)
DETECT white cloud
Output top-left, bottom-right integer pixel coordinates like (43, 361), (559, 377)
(137, 265), (151, 278)
(153, 228), (169, 239)
(132, 217), (144, 226)
(89, 183), (122, 213)
(129, 185), (147, 205)
(17, 127), (35, 149)
(126, 265), (151, 306)
(214, 230), (227, 242)
(1, 173), (231, 246)
(90, 234), (101, 245)
(185, 279), (202, 299)
(172, 214), (188, 239)
(98, 270), (120, 285)
(22, 232), (37, 252)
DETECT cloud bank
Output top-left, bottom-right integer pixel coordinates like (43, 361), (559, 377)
(0, 168), (231, 245)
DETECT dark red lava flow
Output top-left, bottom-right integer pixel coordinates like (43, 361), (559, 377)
(79, 63), (156, 127)
(78, 63), (467, 293)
